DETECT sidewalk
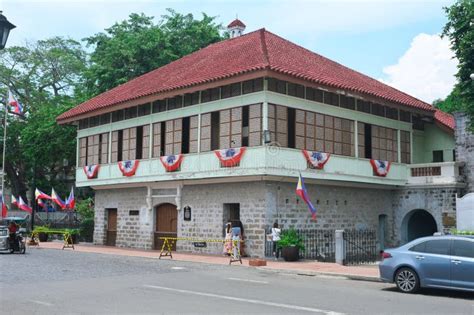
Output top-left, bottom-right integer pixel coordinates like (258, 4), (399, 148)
(33, 241), (380, 282)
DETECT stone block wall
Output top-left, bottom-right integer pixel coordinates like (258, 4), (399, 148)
(264, 182), (395, 248)
(391, 187), (461, 245)
(455, 112), (474, 193)
(180, 182), (267, 257)
(94, 187), (153, 249)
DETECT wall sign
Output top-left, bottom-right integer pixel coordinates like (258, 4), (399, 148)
(193, 242), (206, 248)
(184, 206), (191, 221)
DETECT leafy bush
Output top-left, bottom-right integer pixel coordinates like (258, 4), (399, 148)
(80, 218), (94, 242)
(76, 197), (94, 220)
(277, 228), (305, 252)
(451, 229), (474, 235)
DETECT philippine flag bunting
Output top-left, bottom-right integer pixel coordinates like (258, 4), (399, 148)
(370, 159), (391, 177)
(302, 150), (331, 169)
(66, 188), (75, 210)
(11, 195), (18, 207)
(160, 154), (184, 172)
(118, 160), (139, 177)
(83, 164), (100, 179)
(215, 147), (246, 167)
(296, 173), (317, 221)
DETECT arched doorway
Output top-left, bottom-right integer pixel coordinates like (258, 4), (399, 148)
(154, 203), (177, 250)
(401, 209), (437, 243)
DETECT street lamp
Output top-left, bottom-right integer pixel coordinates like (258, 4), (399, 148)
(470, 73), (474, 80)
(0, 11), (15, 50)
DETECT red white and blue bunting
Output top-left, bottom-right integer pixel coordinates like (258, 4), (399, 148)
(83, 164), (100, 179)
(160, 154), (184, 172)
(118, 160), (140, 177)
(302, 150), (331, 169)
(215, 147), (246, 167)
(370, 159), (391, 177)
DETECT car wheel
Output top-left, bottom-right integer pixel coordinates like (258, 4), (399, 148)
(395, 267), (419, 293)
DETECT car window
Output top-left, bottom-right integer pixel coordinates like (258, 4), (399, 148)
(452, 240), (474, 258)
(409, 242), (426, 252)
(423, 240), (451, 255)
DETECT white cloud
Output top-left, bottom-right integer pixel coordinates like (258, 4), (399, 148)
(380, 33), (458, 104)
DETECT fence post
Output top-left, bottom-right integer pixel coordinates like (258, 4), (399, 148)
(335, 230), (345, 265)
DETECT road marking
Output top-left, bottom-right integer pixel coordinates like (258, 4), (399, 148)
(228, 277), (268, 284)
(29, 300), (53, 306)
(143, 285), (344, 315)
(171, 267), (186, 270)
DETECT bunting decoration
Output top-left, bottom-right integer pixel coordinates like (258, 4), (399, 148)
(51, 188), (67, 210)
(18, 196), (32, 213)
(215, 147), (246, 167)
(302, 150), (331, 169)
(35, 188), (51, 200)
(160, 154), (184, 172)
(11, 195), (18, 207)
(370, 159), (391, 177)
(83, 164), (100, 179)
(118, 160), (140, 177)
(1, 195), (8, 218)
(296, 173), (317, 221)
(66, 188), (75, 210)
(8, 89), (24, 116)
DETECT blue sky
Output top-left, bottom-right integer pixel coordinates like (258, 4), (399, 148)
(2, 0), (457, 103)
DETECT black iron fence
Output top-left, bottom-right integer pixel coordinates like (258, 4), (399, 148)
(265, 229), (336, 262)
(343, 229), (378, 265)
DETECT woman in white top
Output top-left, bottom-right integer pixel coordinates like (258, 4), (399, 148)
(271, 222), (281, 259)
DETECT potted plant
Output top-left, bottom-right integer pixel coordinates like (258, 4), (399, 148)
(34, 226), (50, 242)
(278, 228), (305, 261)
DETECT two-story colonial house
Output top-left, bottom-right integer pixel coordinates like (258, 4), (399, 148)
(57, 20), (464, 257)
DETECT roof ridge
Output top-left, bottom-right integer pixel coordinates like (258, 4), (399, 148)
(263, 29), (433, 110)
(259, 28), (270, 68)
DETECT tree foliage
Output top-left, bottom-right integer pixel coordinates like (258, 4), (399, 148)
(84, 10), (226, 95)
(0, 37), (86, 202)
(442, 0), (474, 128)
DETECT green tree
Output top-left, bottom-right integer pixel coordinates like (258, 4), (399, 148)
(432, 86), (467, 113)
(0, 37), (87, 202)
(84, 10), (226, 95)
(442, 0), (474, 128)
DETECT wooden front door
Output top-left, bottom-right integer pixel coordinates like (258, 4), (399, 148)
(106, 209), (117, 246)
(154, 203), (177, 250)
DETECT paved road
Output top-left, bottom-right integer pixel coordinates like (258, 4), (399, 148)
(0, 248), (472, 315)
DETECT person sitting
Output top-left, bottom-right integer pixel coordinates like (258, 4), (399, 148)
(8, 221), (18, 247)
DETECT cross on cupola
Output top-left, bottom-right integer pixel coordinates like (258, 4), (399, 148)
(227, 18), (246, 38)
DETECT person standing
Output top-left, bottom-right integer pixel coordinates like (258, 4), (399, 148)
(223, 222), (232, 255)
(271, 222), (281, 260)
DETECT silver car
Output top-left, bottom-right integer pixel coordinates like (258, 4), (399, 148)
(379, 235), (474, 293)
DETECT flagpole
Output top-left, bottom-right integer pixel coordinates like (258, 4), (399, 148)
(1, 99), (7, 202)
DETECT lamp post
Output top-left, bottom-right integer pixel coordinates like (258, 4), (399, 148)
(0, 11), (16, 50)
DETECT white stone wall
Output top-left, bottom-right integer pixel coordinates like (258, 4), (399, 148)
(455, 112), (474, 193)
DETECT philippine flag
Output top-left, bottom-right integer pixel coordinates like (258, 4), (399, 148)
(51, 188), (67, 210)
(0, 195), (8, 218)
(35, 188), (51, 201)
(8, 90), (24, 116)
(11, 195), (18, 207)
(66, 188), (75, 210)
(296, 173), (317, 221)
(38, 198), (45, 208)
(18, 196), (32, 213)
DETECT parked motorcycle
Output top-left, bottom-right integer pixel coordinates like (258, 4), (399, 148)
(0, 227), (26, 254)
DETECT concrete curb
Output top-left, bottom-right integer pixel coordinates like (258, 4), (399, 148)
(257, 266), (381, 283)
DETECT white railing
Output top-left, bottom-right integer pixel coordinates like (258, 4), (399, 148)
(407, 162), (464, 185)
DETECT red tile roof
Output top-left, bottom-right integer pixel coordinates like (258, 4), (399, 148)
(227, 19), (246, 28)
(58, 29), (434, 123)
(434, 109), (455, 131)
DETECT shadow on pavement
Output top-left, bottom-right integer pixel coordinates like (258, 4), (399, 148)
(381, 286), (474, 300)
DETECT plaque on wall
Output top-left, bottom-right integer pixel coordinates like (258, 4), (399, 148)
(184, 206), (191, 221)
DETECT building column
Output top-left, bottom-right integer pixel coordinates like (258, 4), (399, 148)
(108, 130), (113, 164)
(354, 120), (359, 158)
(397, 129), (401, 163)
